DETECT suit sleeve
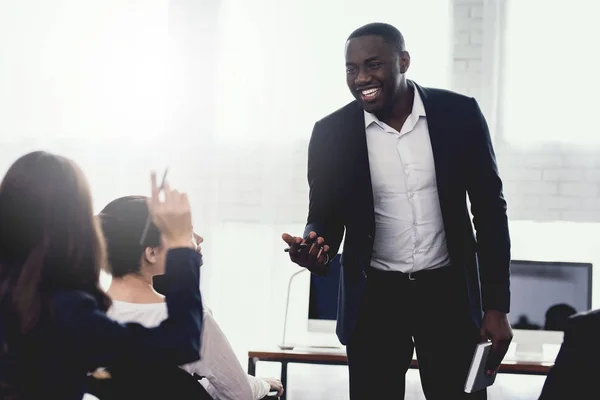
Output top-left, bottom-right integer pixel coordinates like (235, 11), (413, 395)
(54, 248), (203, 369)
(465, 98), (511, 313)
(303, 121), (345, 276)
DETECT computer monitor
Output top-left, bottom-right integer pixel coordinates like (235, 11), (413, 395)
(306, 257), (594, 356)
(307, 254), (341, 333)
(509, 260), (593, 360)
(510, 260), (592, 329)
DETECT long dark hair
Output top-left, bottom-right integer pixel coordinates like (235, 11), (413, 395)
(0, 151), (111, 332)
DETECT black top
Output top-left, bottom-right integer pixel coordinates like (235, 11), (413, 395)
(538, 309), (600, 400)
(0, 247), (203, 399)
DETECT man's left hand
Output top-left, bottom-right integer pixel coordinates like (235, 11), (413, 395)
(480, 310), (513, 375)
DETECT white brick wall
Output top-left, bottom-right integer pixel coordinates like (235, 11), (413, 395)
(451, 0), (485, 102)
(452, 0), (600, 223)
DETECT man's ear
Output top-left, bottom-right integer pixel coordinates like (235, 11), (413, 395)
(399, 50), (411, 74)
(144, 247), (157, 264)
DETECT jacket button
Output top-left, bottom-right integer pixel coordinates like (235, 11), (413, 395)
(367, 233), (373, 239)
(362, 271), (367, 278)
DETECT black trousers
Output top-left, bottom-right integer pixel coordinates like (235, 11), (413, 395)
(346, 266), (486, 400)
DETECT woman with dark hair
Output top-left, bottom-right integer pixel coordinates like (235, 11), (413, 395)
(0, 151), (203, 399)
(100, 196), (284, 400)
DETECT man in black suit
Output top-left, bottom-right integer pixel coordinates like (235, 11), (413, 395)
(538, 309), (600, 399)
(282, 23), (513, 399)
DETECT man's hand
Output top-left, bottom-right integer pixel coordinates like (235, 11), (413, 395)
(281, 231), (329, 269)
(263, 377), (284, 397)
(481, 310), (513, 375)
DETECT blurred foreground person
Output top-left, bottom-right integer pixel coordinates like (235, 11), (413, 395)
(538, 309), (600, 400)
(0, 151), (203, 399)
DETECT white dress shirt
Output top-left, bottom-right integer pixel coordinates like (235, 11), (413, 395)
(365, 87), (450, 273)
(107, 302), (270, 400)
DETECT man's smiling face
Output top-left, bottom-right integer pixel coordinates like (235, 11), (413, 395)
(345, 34), (409, 115)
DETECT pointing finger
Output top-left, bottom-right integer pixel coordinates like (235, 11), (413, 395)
(281, 233), (295, 245)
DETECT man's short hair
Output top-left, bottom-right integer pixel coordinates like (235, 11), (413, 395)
(347, 22), (406, 53)
(98, 196), (161, 278)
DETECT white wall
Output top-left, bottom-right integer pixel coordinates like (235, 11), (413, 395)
(0, 0), (172, 210)
(453, 0), (600, 223)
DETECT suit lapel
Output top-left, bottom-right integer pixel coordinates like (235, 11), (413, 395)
(412, 81), (451, 212)
(345, 102), (375, 230)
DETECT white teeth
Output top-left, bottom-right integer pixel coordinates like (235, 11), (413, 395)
(361, 88), (380, 97)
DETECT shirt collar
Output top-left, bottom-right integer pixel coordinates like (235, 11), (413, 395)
(364, 85), (426, 129)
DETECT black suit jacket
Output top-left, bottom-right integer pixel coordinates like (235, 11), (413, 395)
(538, 309), (600, 399)
(303, 81), (511, 345)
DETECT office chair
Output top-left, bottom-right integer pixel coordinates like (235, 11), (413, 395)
(86, 363), (213, 400)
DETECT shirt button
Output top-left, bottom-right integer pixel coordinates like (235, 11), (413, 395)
(404, 170), (409, 175)
(408, 192), (414, 198)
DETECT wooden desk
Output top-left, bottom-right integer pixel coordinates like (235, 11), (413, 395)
(248, 348), (553, 400)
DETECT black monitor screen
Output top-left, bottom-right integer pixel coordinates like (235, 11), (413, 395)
(308, 254), (342, 321)
(510, 260), (592, 331)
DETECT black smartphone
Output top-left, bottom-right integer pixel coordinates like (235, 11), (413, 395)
(139, 168), (169, 245)
(283, 243), (309, 253)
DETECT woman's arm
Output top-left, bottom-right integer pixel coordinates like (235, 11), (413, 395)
(181, 309), (260, 400)
(53, 248), (203, 368)
(247, 375), (271, 400)
(200, 376), (269, 400)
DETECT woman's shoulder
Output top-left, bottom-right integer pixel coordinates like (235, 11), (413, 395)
(50, 290), (105, 326)
(52, 289), (97, 307)
(109, 300), (168, 316)
(108, 300), (169, 327)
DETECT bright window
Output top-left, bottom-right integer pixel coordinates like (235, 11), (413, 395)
(503, 0), (600, 147)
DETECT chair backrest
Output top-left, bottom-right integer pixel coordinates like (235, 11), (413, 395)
(86, 363), (213, 400)
(263, 394), (280, 400)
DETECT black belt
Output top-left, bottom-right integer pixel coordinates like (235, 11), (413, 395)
(365, 264), (453, 281)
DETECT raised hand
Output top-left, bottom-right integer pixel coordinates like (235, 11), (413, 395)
(146, 171), (194, 249)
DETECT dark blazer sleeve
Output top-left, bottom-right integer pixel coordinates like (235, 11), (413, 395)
(303, 121), (345, 276)
(465, 98), (511, 313)
(538, 311), (599, 400)
(53, 247), (203, 369)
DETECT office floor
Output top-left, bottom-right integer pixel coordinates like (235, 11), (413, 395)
(255, 362), (546, 400)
